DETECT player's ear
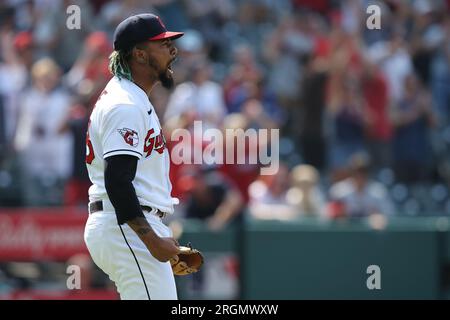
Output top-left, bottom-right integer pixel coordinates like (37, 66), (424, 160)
(133, 45), (148, 64)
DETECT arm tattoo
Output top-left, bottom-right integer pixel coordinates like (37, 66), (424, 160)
(136, 227), (151, 236)
(127, 217), (154, 237)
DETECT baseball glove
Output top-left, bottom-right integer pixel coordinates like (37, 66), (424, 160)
(170, 243), (204, 276)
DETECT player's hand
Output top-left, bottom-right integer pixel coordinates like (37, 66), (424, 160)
(148, 237), (181, 262)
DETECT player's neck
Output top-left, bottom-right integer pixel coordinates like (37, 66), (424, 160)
(131, 71), (158, 98)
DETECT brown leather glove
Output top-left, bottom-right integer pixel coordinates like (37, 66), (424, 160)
(169, 243), (204, 276)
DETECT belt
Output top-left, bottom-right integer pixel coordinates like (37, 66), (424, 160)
(89, 201), (166, 218)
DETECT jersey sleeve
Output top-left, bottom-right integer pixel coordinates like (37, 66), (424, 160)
(100, 105), (146, 159)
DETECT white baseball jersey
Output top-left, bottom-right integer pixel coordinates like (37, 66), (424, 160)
(86, 76), (177, 214)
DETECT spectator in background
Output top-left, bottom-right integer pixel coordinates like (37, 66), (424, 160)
(296, 53), (328, 170)
(368, 28), (414, 105)
(164, 58), (226, 130)
(248, 163), (298, 221)
(166, 111), (265, 204)
(361, 61), (393, 169)
(326, 73), (368, 182)
(219, 113), (261, 202)
(288, 164), (326, 218)
(328, 153), (395, 218)
(249, 163), (326, 220)
(324, 25), (367, 181)
(409, 0), (447, 86)
(240, 96), (280, 130)
(171, 29), (207, 84)
(14, 57), (72, 205)
(12, 30), (34, 70)
(391, 73), (437, 184)
(228, 80), (285, 128)
(64, 31), (112, 106)
(183, 167), (243, 231)
(224, 44), (264, 109)
(225, 45), (284, 129)
(0, 31), (34, 150)
(0, 6), (16, 58)
(263, 13), (313, 109)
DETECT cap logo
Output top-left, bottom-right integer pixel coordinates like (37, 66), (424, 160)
(156, 16), (166, 30)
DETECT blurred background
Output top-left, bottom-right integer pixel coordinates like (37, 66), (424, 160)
(0, 0), (450, 299)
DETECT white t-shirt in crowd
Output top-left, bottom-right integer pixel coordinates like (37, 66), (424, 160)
(164, 80), (226, 128)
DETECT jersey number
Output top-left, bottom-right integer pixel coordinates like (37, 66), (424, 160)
(85, 90), (107, 165)
(86, 120), (95, 164)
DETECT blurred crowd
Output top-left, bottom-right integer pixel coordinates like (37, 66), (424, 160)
(1, 0), (450, 223)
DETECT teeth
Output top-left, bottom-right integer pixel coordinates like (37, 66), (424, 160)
(168, 60), (175, 74)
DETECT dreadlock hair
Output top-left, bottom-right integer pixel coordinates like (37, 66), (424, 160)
(108, 48), (133, 81)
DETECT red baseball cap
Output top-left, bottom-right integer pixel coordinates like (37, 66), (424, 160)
(13, 31), (33, 51)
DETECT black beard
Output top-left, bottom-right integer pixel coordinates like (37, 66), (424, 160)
(159, 71), (174, 89)
(148, 58), (174, 89)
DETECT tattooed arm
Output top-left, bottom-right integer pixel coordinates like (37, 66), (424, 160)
(126, 217), (180, 262)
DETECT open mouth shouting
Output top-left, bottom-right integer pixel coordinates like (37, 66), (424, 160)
(167, 57), (177, 75)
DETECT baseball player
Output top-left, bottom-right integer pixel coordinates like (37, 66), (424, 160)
(83, 13), (184, 300)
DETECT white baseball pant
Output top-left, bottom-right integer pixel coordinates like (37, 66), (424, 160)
(84, 207), (177, 300)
